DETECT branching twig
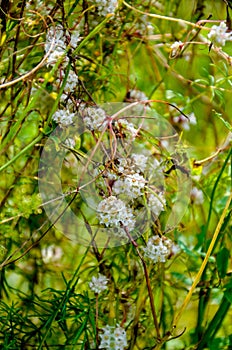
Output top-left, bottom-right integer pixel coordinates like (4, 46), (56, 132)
(125, 227), (161, 341)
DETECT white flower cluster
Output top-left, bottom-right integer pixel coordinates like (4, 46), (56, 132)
(45, 25), (80, 66)
(81, 105), (140, 138)
(143, 235), (178, 263)
(52, 109), (75, 127)
(84, 108), (167, 240)
(113, 173), (146, 199)
(81, 107), (140, 138)
(102, 153), (148, 201)
(208, 22), (232, 47)
(82, 106), (108, 131)
(115, 154), (150, 174)
(97, 196), (135, 231)
(45, 26), (67, 66)
(99, 324), (127, 350)
(148, 192), (166, 218)
(170, 41), (184, 58)
(57, 70), (79, 93)
(173, 113), (197, 130)
(89, 273), (108, 294)
(95, 0), (118, 16)
(95, 152), (165, 240)
(52, 70), (78, 126)
(45, 25), (80, 127)
(190, 187), (204, 205)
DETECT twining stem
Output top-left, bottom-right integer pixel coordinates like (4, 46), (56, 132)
(173, 192), (232, 328)
(122, 1), (213, 30)
(125, 228), (161, 340)
(136, 246), (161, 340)
(0, 15), (56, 90)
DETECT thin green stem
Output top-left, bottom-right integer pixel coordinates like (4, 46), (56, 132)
(173, 192), (232, 328)
(203, 147), (232, 249)
(197, 294), (231, 350)
(136, 246), (161, 341)
(0, 135), (42, 173)
(195, 148), (232, 339)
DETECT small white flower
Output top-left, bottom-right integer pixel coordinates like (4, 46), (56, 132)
(113, 173), (146, 199)
(82, 106), (108, 131)
(45, 26), (64, 48)
(99, 324), (127, 349)
(131, 153), (148, 173)
(56, 70), (78, 93)
(46, 48), (67, 66)
(190, 187), (204, 205)
(148, 192), (166, 218)
(97, 196), (135, 232)
(52, 109), (75, 127)
(208, 22), (232, 47)
(143, 235), (174, 263)
(89, 273), (108, 294)
(41, 245), (63, 264)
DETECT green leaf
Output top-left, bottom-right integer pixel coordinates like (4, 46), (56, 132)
(218, 116), (232, 131)
(165, 90), (185, 102)
(194, 78), (209, 85)
(214, 89), (225, 106)
(224, 285), (232, 304)
(213, 110), (232, 131)
(216, 247), (229, 278)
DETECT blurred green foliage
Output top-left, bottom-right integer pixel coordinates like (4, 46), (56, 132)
(0, 0), (231, 349)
